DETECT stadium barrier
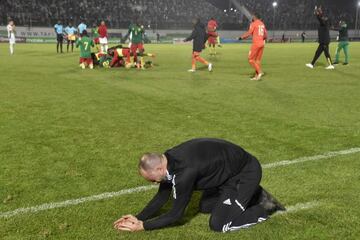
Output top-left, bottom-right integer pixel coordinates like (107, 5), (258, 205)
(1, 26), (360, 43)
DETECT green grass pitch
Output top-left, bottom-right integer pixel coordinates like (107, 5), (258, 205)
(0, 42), (360, 239)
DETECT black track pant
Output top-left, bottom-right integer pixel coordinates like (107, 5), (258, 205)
(311, 43), (332, 65)
(57, 34), (63, 53)
(199, 157), (268, 232)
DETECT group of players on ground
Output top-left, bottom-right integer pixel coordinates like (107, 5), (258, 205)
(54, 19), (155, 70)
(5, 5), (350, 80)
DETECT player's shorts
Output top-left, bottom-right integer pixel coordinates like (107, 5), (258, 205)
(208, 36), (217, 45)
(57, 34), (63, 42)
(68, 34), (76, 41)
(130, 43), (144, 54)
(99, 37), (108, 44)
(79, 57), (93, 65)
(249, 44), (265, 61)
(94, 37), (100, 44)
(9, 34), (15, 44)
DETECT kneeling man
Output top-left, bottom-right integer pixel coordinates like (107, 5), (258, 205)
(114, 138), (285, 233)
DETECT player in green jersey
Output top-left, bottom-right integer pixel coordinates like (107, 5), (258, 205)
(76, 30), (95, 69)
(123, 20), (145, 68)
(333, 20), (349, 65)
(92, 24), (100, 52)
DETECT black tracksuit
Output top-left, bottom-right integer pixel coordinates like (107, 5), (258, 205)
(311, 14), (332, 65)
(136, 138), (268, 232)
(184, 21), (208, 52)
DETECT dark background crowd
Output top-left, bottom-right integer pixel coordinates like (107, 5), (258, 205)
(0, 0), (357, 30)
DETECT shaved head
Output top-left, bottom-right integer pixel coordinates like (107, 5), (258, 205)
(138, 153), (168, 183)
(138, 153), (163, 171)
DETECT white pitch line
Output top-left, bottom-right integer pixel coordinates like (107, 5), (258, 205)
(1, 147), (359, 219)
(0, 185), (157, 219)
(262, 147), (360, 169)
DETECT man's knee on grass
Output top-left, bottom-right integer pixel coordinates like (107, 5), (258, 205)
(209, 214), (228, 232)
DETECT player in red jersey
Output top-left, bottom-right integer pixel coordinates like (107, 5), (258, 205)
(207, 17), (219, 55)
(239, 13), (268, 81)
(107, 46), (132, 68)
(98, 20), (108, 53)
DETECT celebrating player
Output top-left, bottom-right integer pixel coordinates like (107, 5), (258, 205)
(306, 6), (334, 70)
(108, 46), (132, 68)
(124, 19), (145, 68)
(184, 18), (212, 72)
(98, 20), (109, 54)
(239, 13), (267, 81)
(54, 20), (64, 53)
(7, 20), (16, 55)
(333, 20), (349, 65)
(91, 24), (100, 52)
(64, 23), (77, 53)
(76, 30), (95, 69)
(207, 17), (219, 55)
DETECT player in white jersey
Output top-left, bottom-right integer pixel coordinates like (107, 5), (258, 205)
(7, 20), (16, 55)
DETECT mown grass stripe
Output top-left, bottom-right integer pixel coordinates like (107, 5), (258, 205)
(1, 147), (359, 219)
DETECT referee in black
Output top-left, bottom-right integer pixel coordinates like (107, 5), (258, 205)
(114, 138), (285, 233)
(306, 6), (334, 70)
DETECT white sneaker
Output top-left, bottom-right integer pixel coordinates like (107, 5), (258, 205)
(257, 72), (264, 80)
(325, 65), (335, 70)
(208, 63), (213, 72)
(250, 72), (264, 81)
(188, 69), (196, 72)
(306, 63), (314, 69)
(250, 75), (259, 81)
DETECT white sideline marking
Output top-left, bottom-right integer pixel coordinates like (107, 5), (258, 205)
(1, 147), (359, 219)
(274, 201), (320, 216)
(0, 185), (157, 218)
(262, 147), (360, 169)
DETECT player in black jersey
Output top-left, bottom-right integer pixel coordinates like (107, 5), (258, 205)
(114, 138), (285, 233)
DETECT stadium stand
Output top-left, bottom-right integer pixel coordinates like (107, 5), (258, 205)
(0, 0), (356, 30)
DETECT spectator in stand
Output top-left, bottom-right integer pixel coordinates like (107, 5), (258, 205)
(0, 0), (356, 30)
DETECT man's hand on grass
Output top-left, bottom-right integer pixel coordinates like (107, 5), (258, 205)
(113, 214), (144, 232)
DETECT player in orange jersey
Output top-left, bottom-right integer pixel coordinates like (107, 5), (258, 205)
(239, 13), (267, 81)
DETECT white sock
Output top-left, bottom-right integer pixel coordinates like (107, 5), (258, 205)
(105, 45), (108, 53)
(10, 44), (14, 54)
(101, 45), (105, 53)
